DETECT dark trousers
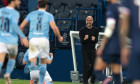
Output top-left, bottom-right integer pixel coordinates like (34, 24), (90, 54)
(82, 46), (96, 83)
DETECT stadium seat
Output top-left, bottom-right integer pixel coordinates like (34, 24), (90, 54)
(57, 21), (72, 30)
(55, 12), (72, 30)
(64, 2), (76, 19)
(47, 0), (56, 5)
(77, 0), (91, 6)
(59, 12), (69, 18)
(78, 9), (94, 20)
(20, 0), (28, 11)
(46, 4), (50, 12)
(62, 0), (77, 6)
(81, 0), (91, 8)
(49, 1), (64, 17)
(91, 0), (98, 6)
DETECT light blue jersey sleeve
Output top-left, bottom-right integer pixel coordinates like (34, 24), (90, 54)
(23, 49), (29, 62)
(49, 14), (54, 23)
(47, 57), (52, 61)
(12, 12), (25, 39)
(25, 13), (31, 22)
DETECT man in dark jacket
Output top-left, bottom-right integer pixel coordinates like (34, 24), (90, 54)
(79, 16), (99, 84)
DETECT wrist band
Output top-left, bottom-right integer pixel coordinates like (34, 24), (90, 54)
(51, 56), (53, 58)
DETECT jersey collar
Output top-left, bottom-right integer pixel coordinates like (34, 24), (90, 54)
(6, 6), (14, 9)
(38, 9), (46, 11)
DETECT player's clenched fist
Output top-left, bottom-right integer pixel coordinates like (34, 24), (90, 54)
(84, 35), (89, 40)
(58, 36), (63, 42)
(92, 36), (95, 41)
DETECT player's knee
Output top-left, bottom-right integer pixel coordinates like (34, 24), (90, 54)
(41, 58), (47, 64)
(94, 63), (106, 70)
(111, 64), (121, 74)
(9, 55), (16, 59)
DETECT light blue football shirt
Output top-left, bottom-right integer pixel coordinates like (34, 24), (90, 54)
(25, 9), (54, 40)
(0, 7), (25, 44)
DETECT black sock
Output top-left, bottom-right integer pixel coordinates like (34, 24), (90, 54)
(113, 73), (121, 84)
(94, 70), (107, 81)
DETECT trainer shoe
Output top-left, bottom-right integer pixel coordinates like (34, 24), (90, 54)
(4, 73), (11, 84)
(103, 77), (112, 84)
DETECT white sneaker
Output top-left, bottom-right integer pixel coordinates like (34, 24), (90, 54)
(4, 73), (11, 84)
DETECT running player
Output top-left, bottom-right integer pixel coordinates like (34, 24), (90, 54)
(94, 0), (122, 84)
(23, 49), (53, 84)
(20, 0), (63, 84)
(120, 0), (140, 84)
(0, 0), (28, 83)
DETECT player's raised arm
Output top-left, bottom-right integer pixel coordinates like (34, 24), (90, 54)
(49, 15), (63, 42)
(46, 53), (53, 64)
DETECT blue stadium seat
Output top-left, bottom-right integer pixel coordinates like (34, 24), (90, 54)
(46, 4), (51, 12)
(56, 12), (72, 30)
(49, 1), (64, 17)
(64, 2), (77, 19)
(62, 0), (77, 6)
(91, 0), (98, 6)
(47, 0), (56, 5)
(77, 0), (91, 6)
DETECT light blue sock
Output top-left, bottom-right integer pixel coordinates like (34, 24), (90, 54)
(39, 64), (46, 84)
(6, 59), (15, 74)
(0, 62), (3, 73)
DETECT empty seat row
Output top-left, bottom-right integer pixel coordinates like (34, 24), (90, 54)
(47, 0), (98, 7)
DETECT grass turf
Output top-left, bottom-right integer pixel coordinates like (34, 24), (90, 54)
(0, 79), (101, 84)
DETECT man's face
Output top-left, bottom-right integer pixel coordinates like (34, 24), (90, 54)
(86, 17), (93, 28)
(14, 0), (21, 9)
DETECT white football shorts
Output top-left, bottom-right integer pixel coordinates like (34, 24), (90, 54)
(0, 42), (18, 55)
(29, 37), (50, 59)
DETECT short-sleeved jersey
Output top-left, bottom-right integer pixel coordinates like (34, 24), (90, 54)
(23, 49), (51, 71)
(122, 0), (140, 51)
(0, 7), (20, 44)
(25, 9), (54, 40)
(103, 3), (121, 54)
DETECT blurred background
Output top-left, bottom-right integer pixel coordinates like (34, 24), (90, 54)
(0, 0), (108, 82)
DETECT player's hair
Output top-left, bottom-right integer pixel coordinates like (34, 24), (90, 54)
(7, 0), (15, 4)
(38, 0), (47, 8)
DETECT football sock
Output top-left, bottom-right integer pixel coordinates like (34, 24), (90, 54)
(94, 70), (107, 81)
(113, 73), (121, 84)
(39, 64), (46, 84)
(6, 59), (15, 74)
(0, 62), (3, 73)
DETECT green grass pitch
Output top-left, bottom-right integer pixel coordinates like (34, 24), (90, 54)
(0, 79), (101, 84)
